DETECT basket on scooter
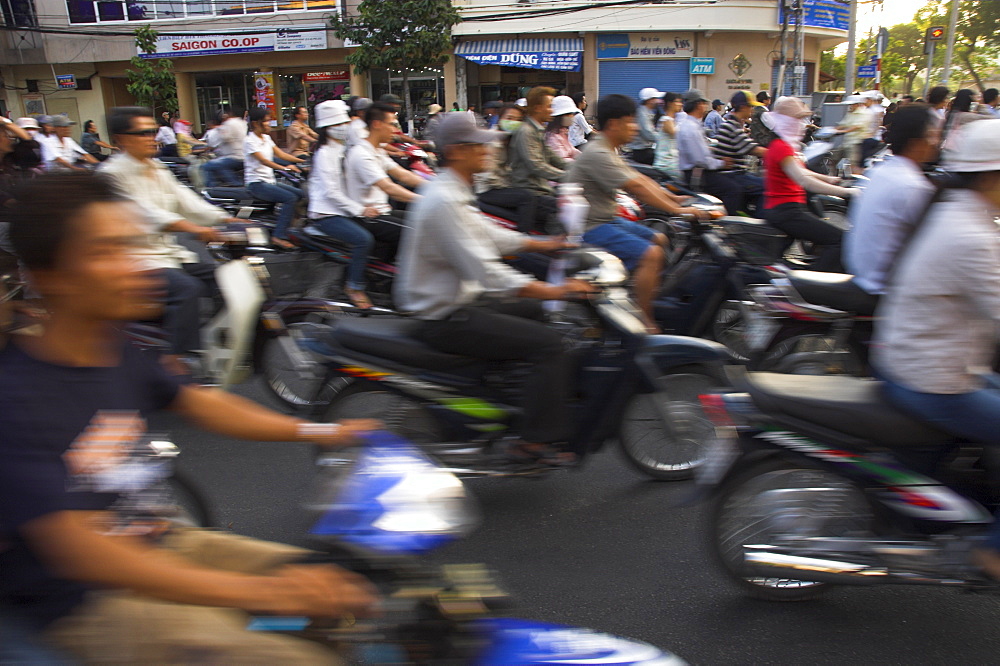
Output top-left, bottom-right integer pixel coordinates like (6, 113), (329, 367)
(255, 252), (323, 299)
(717, 217), (788, 265)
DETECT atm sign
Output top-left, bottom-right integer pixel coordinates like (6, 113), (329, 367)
(690, 58), (716, 75)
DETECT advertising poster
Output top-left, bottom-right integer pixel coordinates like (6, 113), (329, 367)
(254, 71), (277, 123)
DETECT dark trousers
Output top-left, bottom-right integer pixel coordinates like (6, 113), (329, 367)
(162, 268), (206, 354)
(684, 169), (763, 216)
(418, 299), (571, 444)
(358, 212), (406, 263)
(630, 147), (655, 165)
(478, 188), (557, 233)
(764, 202), (844, 272)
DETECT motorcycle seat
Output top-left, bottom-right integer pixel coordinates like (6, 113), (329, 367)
(204, 187), (258, 201)
(331, 317), (488, 377)
(733, 370), (949, 448)
(478, 202), (519, 225)
(787, 270), (879, 316)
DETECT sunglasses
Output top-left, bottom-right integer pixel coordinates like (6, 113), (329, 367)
(121, 129), (158, 137)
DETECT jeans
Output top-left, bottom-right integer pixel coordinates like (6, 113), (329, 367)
(201, 157), (243, 187)
(418, 299), (571, 444)
(881, 373), (1000, 550)
(764, 202), (844, 272)
(247, 181), (303, 239)
(312, 215), (374, 290)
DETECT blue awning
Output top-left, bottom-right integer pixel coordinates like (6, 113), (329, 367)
(455, 38), (583, 72)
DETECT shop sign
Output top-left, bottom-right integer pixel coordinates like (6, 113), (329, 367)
(56, 74), (77, 89)
(254, 71), (277, 124)
(690, 58), (715, 75)
(460, 51), (580, 72)
(139, 25), (328, 59)
(596, 33), (694, 59)
(303, 71), (350, 83)
(778, 0), (849, 32)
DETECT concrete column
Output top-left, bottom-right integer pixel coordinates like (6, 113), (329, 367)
(443, 54), (457, 109)
(175, 70), (197, 127)
(456, 57), (468, 110)
(583, 32), (598, 107)
(349, 65), (368, 98)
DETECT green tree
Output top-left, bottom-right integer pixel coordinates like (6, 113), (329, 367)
(820, 49), (846, 90)
(879, 22), (929, 95)
(330, 0), (461, 130)
(125, 26), (178, 116)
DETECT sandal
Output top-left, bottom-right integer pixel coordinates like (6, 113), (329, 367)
(344, 288), (373, 310)
(272, 237), (295, 250)
(504, 441), (577, 468)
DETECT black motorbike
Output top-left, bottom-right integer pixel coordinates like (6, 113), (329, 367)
(263, 248), (731, 480)
(698, 367), (1000, 601)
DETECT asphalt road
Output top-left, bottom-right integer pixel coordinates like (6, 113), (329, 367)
(154, 378), (1000, 665)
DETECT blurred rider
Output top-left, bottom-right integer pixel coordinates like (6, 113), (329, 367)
(872, 120), (1000, 580)
(308, 100), (378, 309)
(844, 103), (939, 294)
(394, 112), (592, 466)
(0, 172), (379, 663)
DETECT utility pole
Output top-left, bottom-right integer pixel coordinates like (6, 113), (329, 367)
(776, 0), (790, 99)
(941, 0), (960, 86)
(794, 0), (806, 96)
(923, 25), (946, 99)
(844, 0), (858, 95)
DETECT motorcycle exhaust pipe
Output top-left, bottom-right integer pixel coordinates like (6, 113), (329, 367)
(744, 547), (970, 586)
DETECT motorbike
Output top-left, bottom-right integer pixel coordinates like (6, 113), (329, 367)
(803, 127), (849, 177)
(697, 366), (1000, 601)
(389, 139), (436, 179)
(263, 248), (731, 481)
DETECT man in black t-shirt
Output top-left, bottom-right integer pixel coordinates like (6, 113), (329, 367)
(0, 173), (379, 663)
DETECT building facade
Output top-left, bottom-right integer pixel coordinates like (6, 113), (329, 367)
(0, 0), (848, 140)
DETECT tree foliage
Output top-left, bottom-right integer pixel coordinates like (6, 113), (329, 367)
(330, 0), (461, 126)
(125, 26), (178, 115)
(915, 0), (1000, 92)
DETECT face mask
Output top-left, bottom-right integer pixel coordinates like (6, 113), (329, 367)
(561, 115), (574, 128)
(326, 125), (351, 142)
(499, 119), (522, 133)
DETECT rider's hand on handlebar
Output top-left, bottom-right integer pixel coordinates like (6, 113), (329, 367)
(560, 278), (599, 300)
(533, 235), (576, 254)
(283, 165), (301, 174)
(307, 418), (383, 448)
(259, 564), (380, 619)
(684, 207), (715, 221)
(196, 227), (223, 243)
(361, 206), (380, 218)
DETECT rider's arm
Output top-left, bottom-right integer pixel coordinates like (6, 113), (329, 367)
(272, 146), (305, 165)
(21, 511), (375, 617)
(0, 117), (30, 142)
(374, 176), (420, 203)
(387, 164), (425, 188)
(623, 174), (709, 218)
(510, 124), (566, 180)
(779, 156), (855, 197)
(171, 385), (375, 447)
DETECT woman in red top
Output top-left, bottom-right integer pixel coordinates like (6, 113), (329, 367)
(763, 96), (857, 272)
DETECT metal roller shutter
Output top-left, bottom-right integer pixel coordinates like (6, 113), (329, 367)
(598, 60), (691, 102)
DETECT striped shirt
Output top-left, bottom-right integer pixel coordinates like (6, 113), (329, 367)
(712, 113), (759, 172)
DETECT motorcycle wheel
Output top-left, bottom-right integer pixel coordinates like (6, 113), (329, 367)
(322, 382), (445, 445)
(711, 302), (750, 362)
(261, 315), (337, 410)
(757, 332), (865, 376)
(618, 364), (725, 481)
(709, 457), (874, 601)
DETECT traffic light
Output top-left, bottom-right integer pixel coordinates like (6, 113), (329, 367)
(927, 26), (946, 41)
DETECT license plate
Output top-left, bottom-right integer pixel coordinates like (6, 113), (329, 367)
(744, 308), (781, 352)
(696, 429), (740, 486)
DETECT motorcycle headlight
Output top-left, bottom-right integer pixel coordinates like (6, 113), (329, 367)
(309, 432), (479, 555)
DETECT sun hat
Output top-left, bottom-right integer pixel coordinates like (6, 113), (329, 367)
(772, 96), (812, 119)
(315, 100), (350, 128)
(15, 117), (40, 130)
(427, 103), (442, 116)
(550, 95), (579, 117)
(942, 119), (1000, 172)
(640, 87), (666, 102)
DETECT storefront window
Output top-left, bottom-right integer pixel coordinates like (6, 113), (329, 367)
(67, 0), (337, 23)
(277, 71), (351, 126)
(195, 72), (257, 128)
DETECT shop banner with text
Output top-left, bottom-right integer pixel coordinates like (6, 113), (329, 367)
(139, 25), (327, 59)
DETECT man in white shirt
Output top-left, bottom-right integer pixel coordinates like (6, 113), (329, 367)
(568, 92), (593, 147)
(101, 106), (242, 355)
(200, 109), (247, 187)
(344, 102), (425, 260)
(42, 116), (97, 172)
(395, 111), (588, 464)
(844, 103), (939, 294)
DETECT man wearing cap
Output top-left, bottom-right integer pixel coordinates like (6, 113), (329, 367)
(508, 86), (565, 212)
(705, 99), (725, 138)
(483, 100), (503, 129)
(677, 89), (750, 215)
(711, 91), (766, 213)
(627, 88), (663, 164)
(42, 116), (96, 172)
(395, 111), (589, 465)
(424, 103), (444, 145)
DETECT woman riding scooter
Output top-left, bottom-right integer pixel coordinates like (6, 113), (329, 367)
(761, 96), (857, 272)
